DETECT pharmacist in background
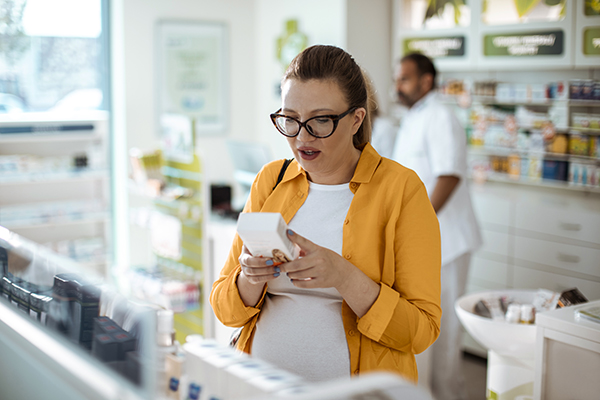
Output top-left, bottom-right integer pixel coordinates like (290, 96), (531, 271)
(391, 52), (482, 400)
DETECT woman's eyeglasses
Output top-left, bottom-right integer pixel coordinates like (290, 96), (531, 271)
(270, 107), (357, 138)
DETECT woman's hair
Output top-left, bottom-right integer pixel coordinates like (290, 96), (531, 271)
(283, 45), (372, 148)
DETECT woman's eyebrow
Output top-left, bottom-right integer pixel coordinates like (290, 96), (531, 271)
(282, 107), (335, 114)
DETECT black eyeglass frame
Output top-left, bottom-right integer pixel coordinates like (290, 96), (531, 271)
(270, 107), (358, 138)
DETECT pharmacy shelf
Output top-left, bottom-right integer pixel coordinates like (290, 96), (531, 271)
(443, 95), (600, 108)
(0, 132), (103, 143)
(1, 213), (110, 230)
(470, 173), (600, 194)
(0, 169), (109, 185)
(569, 128), (600, 135)
(468, 146), (599, 163)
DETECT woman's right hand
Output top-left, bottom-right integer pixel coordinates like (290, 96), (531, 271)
(238, 245), (282, 285)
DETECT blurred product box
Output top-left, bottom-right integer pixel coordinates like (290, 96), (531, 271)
(202, 350), (249, 400)
(568, 134), (590, 156)
(545, 134), (568, 154)
(530, 84), (547, 102)
(183, 339), (231, 400)
(547, 81), (568, 100)
(569, 162), (598, 186)
(589, 136), (599, 157)
(548, 105), (568, 129)
(582, 80), (595, 100)
(496, 83), (514, 102)
(224, 359), (278, 399)
(572, 113), (600, 129)
(514, 84), (528, 102)
(508, 154), (521, 179)
(570, 80), (583, 99)
(244, 369), (306, 400)
(594, 82), (600, 101)
(542, 160), (568, 181)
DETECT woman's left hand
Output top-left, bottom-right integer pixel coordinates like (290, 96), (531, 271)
(282, 229), (350, 290)
(283, 229), (381, 317)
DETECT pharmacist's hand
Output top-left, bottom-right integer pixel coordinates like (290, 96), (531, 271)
(282, 230), (350, 289)
(238, 245), (282, 285)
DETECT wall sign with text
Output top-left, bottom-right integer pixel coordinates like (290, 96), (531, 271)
(157, 20), (228, 136)
(483, 30), (564, 56)
(403, 36), (465, 58)
(583, 27), (600, 56)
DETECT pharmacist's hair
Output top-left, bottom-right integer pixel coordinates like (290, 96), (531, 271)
(401, 52), (437, 90)
(283, 45), (371, 148)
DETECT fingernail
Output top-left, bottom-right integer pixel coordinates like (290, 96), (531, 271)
(273, 272), (280, 277)
(266, 260), (273, 266)
(287, 229), (294, 235)
(274, 267), (281, 273)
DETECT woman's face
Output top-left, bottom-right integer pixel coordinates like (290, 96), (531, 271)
(280, 78), (365, 185)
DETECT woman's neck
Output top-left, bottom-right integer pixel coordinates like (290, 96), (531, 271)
(307, 147), (362, 185)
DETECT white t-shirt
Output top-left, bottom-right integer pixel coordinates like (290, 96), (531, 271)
(391, 91), (482, 265)
(251, 181), (354, 382)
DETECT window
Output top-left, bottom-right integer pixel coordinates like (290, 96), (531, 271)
(482, 0), (566, 26)
(0, 0), (107, 114)
(401, 0), (471, 31)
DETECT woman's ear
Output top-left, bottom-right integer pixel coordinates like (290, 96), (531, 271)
(352, 107), (367, 135)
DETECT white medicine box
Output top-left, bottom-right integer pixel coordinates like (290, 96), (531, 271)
(236, 212), (299, 262)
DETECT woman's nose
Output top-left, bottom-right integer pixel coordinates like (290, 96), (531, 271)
(296, 125), (315, 141)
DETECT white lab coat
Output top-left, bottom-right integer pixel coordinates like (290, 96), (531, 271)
(391, 91), (482, 265)
(370, 116), (398, 159)
(391, 91), (482, 400)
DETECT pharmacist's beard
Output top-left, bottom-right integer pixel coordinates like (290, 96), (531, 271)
(397, 91), (416, 108)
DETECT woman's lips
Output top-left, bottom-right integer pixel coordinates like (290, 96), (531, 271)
(298, 148), (320, 160)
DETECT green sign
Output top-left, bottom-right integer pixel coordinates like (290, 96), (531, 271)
(403, 36), (465, 58)
(484, 30), (564, 56)
(583, 27), (600, 55)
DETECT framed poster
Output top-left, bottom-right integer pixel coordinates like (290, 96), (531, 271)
(156, 20), (228, 136)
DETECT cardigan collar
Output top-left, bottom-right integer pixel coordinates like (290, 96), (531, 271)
(279, 142), (382, 188)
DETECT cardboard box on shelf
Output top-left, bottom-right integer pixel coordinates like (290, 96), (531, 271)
(568, 134), (590, 156)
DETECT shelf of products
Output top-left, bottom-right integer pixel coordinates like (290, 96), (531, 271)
(127, 146), (209, 344)
(440, 79), (600, 193)
(0, 112), (111, 274)
(0, 168), (108, 185)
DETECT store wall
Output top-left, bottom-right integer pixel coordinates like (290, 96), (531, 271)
(114, 0), (257, 183)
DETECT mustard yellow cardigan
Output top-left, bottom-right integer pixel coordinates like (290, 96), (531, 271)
(210, 143), (441, 383)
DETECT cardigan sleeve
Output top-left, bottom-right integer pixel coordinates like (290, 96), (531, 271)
(356, 174), (442, 354)
(209, 161), (283, 327)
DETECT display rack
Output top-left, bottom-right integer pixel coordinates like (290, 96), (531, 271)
(437, 91), (600, 193)
(127, 144), (209, 344)
(0, 112), (111, 277)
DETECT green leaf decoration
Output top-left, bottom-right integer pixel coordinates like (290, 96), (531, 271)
(585, 0), (600, 15)
(453, 0), (462, 24)
(514, 0), (541, 18)
(424, 0), (466, 23)
(559, 0), (567, 18)
(544, 0), (561, 5)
